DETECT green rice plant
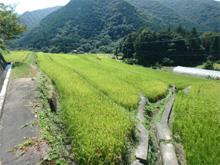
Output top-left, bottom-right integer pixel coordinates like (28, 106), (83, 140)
(172, 82), (220, 164)
(36, 52), (136, 164)
(75, 54), (220, 164)
(47, 53), (140, 110)
(37, 52), (220, 164)
(51, 54), (169, 102)
(3, 51), (31, 63)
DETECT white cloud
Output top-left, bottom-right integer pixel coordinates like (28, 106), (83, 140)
(1, 0), (70, 14)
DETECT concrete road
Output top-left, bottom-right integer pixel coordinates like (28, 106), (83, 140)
(0, 78), (41, 165)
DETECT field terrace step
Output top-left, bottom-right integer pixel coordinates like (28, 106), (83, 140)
(135, 123), (149, 163)
(160, 143), (179, 165)
(138, 93), (148, 123)
(156, 123), (172, 142)
(132, 94), (149, 164)
(161, 96), (175, 125)
(156, 95), (178, 165)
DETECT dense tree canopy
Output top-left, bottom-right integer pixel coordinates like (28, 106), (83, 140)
(0, 3), (27, 41)
(115, 26), (220, 66)
(5, 0), (220, 54)
(128, 0), (204, 32)
(12, 0), (156, 53)
(158, 0), (220, 32)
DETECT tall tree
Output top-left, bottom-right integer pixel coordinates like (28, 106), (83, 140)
(0, 3), (27, 41)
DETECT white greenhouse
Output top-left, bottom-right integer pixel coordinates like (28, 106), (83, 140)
(173, 66), (220, 79)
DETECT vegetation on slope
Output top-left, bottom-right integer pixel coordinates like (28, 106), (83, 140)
(3, 51), (30, 62)
(0, 3), (27, 40)
(19, 6), (62, 29)
(37, 52), (136, 164)
(173, 82), (220, 164)
(6, 0), (220, 54)
(159, 0), (220, 32)
(3, 51), (37, 79)
(3, 51), (218, 164)
(15, 0), (161, 53)
(128, 0), (204, 31)
(115, 26), (220, 66)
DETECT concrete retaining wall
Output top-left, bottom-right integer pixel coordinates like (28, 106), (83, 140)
(0, 53), (8, 91)
(0, 53), (11, 120)
(0, 64), (12, 120)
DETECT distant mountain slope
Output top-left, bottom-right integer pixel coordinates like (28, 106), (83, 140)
(128, 0), (205, 31)
(159, 0), (220, 32)
(20, 6), (62, 29)
(11, 0), (220, 52)
(17, 0), (164, 52)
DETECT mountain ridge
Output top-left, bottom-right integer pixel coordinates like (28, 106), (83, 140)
(9, 0), (220, 52)
(16, 0), (164, 52)
(19, 6), (62, 29)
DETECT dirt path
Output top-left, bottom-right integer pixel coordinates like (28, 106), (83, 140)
(0, 78), (41, 165)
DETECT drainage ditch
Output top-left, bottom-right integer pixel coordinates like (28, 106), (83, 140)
(132, 86), (186, 165)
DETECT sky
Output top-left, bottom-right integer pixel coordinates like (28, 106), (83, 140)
(1, 0), (70, 14)
(1, 0), (220, 14)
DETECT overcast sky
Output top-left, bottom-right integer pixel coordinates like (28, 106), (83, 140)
(1, 0), (70, 14)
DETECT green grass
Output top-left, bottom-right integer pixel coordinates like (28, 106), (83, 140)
(0, 48), (10, 56)
(4, 51), (37, 79)
(97, 53), (114, 56)
(3, 51), (30, 63)
(160, 67), (174, 73)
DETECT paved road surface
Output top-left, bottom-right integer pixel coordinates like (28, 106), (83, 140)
(0, 78), (41, 165)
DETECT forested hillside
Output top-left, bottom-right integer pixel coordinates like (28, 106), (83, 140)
(128, 0), (204, 31)
(158, 0), (220, 32)
(15, 0), (164, 53)
(7, 0), (220, 53)
(20, 6), (62, 29)
(115, 26), (220, 66)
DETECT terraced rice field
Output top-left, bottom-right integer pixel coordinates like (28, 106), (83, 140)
(3, 51), (31, 63)
(35, 52), (219, 164)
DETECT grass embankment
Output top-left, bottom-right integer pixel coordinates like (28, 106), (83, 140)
(3, 51), (37, 79)
(0, 48), (10, 56)
(37, 53), (136, 164)
(35, 53), (219, 164)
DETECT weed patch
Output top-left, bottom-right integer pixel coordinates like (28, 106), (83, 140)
(35, 72), (75, 164)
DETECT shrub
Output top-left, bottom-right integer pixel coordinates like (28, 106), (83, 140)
(124, 58), (138, 65)
(203, 60), (214, 70)
(162, 57), (174, 66)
